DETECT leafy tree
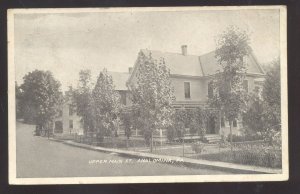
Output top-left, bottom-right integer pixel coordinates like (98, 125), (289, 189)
(262, 60), (281, 131)
(73, 70), (95, 136)
(92, 68), (120, 141)
(19, 70), (62, 135)
(189, 108), (209, 140)
(242, 87), (264, 134)
(120, 109), (132, 147)
(130, 105), (144, 138)
(243, 60), (281, 145)
(210, 26), (250, 149)
(167, 109), (187, 142)
(128, 52), (175, 152)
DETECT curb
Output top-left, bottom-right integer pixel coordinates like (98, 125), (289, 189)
(49, 138), (282, 174)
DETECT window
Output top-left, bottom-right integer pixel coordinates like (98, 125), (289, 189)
(233, 119), (237, 127)
(243, 80), (248, 92)
(208, 82), (213, 98)
(69, 105), (74, 116)
(54, 121), (63, 133)
(58, 110), (63, 117)
(184, 82), (190, 99)
(69, 120), (73, 129)
(120, 92), (126, 105)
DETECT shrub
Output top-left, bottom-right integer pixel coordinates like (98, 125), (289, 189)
(191, 142), (206, 154)
(233, 144), (281, 168)
(189, 108), (209, 140)
(218, 134), (230, 148)
(167, 109), (188, 141)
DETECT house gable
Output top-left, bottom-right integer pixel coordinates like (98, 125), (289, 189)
(199, 50), (265, 76)
(127, 46), (266, 107)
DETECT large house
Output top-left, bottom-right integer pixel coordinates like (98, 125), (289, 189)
(127, 45), (266, 139)
(52, 45), (265, 142)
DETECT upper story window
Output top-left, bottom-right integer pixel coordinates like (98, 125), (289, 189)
(208, 81), (214, 99)
(184, 82), (190, 99)
(243, 80), (249, 93)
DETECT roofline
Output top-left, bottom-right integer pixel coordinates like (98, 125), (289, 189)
(127, 51), (141, 84)
(250, 51), (266, 75)
(198, 56), (205, 76)
(170, 74), (204, 79)
(140, 48), (201, 57)
(170, 72), (265, 79)
(107, 71), (130, 75)
(201, 72), (266, 79)
(128, 49), (266, 84)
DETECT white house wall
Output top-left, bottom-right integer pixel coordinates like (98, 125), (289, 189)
(171, 77), (208, 102)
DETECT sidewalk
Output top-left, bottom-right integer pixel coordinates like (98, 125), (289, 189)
(50, 138), (282, 174)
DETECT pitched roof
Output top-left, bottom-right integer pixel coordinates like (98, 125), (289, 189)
(107, 71), (130, 91)
(140, 49), (204, 77)
(200, 51), (265, 76)
(139, 49), (265, 77)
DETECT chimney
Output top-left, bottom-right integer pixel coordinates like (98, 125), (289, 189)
(129, 67), (133, 74)
(181, 45), (187, 56)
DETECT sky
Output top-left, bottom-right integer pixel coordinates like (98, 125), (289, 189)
(14, 8), (280, 91)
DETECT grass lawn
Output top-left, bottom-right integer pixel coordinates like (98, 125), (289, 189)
(192, 149), (282, 169)
(129, 142), (282, 169)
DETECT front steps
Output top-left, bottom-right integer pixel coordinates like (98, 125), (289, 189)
(204, 134), (222, 143)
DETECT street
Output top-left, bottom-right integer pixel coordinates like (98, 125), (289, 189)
(16, 121), (232, 178)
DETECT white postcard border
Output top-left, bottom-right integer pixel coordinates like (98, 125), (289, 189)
(8, 6), (288, 185)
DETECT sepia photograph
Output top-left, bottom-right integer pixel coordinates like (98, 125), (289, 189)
(7, 6), (288, 184)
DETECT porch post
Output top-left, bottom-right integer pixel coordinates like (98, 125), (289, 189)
(219, 110), (222, 134)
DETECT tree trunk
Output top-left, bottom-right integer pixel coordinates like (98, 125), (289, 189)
(230, 120), (233, 152)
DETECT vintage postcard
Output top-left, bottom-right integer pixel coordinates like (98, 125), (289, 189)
(8, 6), (288, 184)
